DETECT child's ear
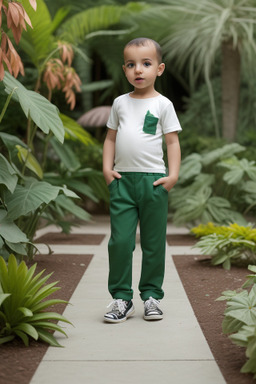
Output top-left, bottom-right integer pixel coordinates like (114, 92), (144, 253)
(157, 63), (165, 77)
(122, 65), (126, 75)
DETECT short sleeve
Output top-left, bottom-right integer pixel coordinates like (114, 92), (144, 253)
(107, 98), (119, 130)
(160, 102), (182, 134)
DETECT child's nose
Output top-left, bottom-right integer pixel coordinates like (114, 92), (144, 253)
(135, 64), (142, 73)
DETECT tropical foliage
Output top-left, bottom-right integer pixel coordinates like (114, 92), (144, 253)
(1, 1), (147, 260)
(217, 265), (256, 377)
(191, 223), (256, 269)
(153, 0), (256, 142)
(0, 0), (37, 80)
(0, 72), (92, 260)
(0, 254), (71, 347)
(168, 143), (256, 227)
(83, 1), (256, 143)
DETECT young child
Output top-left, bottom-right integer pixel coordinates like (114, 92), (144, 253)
(103, 37), (182, 323)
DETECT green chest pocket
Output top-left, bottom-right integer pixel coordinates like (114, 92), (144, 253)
(143, 110), (159, 135)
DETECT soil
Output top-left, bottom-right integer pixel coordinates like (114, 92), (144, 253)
(0, 230), (255, 384)
(0, 231), (97, 384)
(173, 254), (255, 384)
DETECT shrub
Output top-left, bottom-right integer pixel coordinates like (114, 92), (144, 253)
(0, 254), (71, 347)
(217, 265), (256, 378)
(169, 143), (256, 227)
(191, 223), (256, 269)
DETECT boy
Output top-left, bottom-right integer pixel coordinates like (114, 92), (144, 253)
(103, 37), (182, 323)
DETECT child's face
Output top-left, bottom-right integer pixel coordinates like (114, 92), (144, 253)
(122, 43), (165, 94)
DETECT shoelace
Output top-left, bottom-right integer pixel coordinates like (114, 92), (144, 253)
(145, 296), (160, 310)
(107, 299), (126, 314)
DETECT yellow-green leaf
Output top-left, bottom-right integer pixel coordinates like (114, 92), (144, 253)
(16, 145), (43, 179)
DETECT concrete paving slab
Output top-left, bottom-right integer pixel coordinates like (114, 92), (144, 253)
(30, 361), (224, 384)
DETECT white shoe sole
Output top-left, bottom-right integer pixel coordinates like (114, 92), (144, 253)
(143, 314), (163, 321)
(104, 307), (135, 323)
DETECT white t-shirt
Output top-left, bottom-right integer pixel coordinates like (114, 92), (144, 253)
(107, 93), (182, 173)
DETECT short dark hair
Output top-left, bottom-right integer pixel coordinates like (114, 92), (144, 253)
(124, 38), (162, 63)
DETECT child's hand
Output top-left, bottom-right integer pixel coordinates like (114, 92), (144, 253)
(104, 170), (122, 186)
(153, 176), (178, 192)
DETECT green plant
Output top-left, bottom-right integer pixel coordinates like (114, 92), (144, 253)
(169, 142), (256, 227)
(0, 254), (71, 347)
(155, 0), (256, 141)
(217, 265), (256, 378)
(0, 72), (93, 260)
(191, 223), (256, 269)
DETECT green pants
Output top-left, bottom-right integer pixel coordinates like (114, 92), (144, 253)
(108, 172), (168, 301)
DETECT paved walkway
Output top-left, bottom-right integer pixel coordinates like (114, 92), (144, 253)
(31, 216), (226, 384)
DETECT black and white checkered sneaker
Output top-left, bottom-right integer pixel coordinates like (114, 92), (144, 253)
(104, 299), (135, 323)
(144, 296), (163, 320)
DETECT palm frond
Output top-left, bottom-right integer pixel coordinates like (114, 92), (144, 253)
(58, 4), (146, 45)
(20, 0), (55, 66)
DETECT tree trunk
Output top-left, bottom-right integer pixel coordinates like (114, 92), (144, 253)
(221, 40), (241, 142)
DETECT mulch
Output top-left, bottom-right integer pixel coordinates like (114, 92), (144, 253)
(34, 233), (105, 245)
(0, 230), (99, 384)
(0, 230), (255, 384)
(173, 253), (255, 384)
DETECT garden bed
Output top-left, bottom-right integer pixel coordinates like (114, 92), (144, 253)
(1, 232), (255, 384)
(173, 254), (255, 384)
(0, 252), (93, 384)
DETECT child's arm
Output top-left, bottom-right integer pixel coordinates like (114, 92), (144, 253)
(103, 128), (121, 185)
(153, 132), (181, 191)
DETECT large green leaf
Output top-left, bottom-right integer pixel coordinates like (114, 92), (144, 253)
(0, 210), (28, 243)
(31, 312), (71, 324)
(58, 4), (143, 44)
(43, 173), (97, 201)
(37, 328), (63, 347)
(20, 0), (55, 65)
(206, 197), (247, 225)
(16, 145), (43, 179)
(5, 240), (28, 256)
(219, 158), (256, 185)
(60, 113), (93, 146)
(3, 179), (61, 220)
(178, 153), (202, 183)
(222, 315), (244, 334)
(30, 321), (68, 337)
(0, 133), (27, 166)
(225, 286), (256, 326)
(50, 137), (81, 172)
(55, 195), (90, 221)
(0, 293), (11, 306)
(0, 154), (18, 193)
(229, 325), (255, 347)
(81, 80), (114, 93)
(14, 323), (38, 340)
(173, 186), (212, 225)
(3, 72), (64, 143)
(201, 143), (245, 166)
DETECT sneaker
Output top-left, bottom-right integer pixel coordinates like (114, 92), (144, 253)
(104, 299), (135, 323)
(144, 297), (163, 320)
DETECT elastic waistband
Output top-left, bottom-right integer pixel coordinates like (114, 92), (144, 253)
(119, 172), (165, 176)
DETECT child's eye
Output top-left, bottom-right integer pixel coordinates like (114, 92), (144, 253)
(127, 63), (134, 68)
(144, 62), (151, 67)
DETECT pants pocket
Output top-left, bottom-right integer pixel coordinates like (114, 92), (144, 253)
(107, 178), (118, 190)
